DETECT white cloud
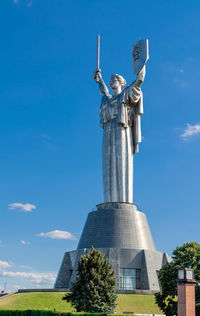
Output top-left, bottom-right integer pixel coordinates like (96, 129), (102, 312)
(173, 78), (187, 88)
(27, 1), (32, 7)
(0, 240), (5, 247)
(41, 134), (51, 140)
(8, 203), (36, 212)
(20, 240), (31, 245)
(13, 0), (33, 7)
(10, 284), (21, 291)
(181, 123), (200, 140)
(18, 264), (32, 270)
(0, 271), (56, 285)
(0, 260), (12, 269)
(37, 230), (76, 240)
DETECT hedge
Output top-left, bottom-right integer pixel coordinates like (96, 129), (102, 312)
(0, 312), (136, 316)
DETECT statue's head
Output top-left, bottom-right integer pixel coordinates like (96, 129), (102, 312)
(110, 74), (126, 90)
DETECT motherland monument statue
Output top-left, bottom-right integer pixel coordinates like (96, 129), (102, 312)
(55, 37), (170, 293)
(94, 37), (148, 203)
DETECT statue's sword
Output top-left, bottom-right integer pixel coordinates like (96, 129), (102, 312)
(96, 34), (100, 70)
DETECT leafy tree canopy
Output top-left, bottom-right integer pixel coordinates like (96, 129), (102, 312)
(155, 241), (200, 316)
(63, 247), (117, 313)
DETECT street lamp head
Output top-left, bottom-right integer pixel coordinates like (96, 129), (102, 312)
(178, 268), (185, 280)
(177, 268), (195, 283)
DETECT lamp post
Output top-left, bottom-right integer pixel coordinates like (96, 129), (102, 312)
(177, 268), (196, 316)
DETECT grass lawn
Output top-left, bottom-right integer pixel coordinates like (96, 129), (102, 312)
(0, 292), (162, 314)
(116, 294), (161, 314)
(0, 293), (74, 312)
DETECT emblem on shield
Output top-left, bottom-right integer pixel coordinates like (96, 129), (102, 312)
(132, 39), (149, 74)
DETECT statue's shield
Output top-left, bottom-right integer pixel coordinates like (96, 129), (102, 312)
(132, 39), (149, 74)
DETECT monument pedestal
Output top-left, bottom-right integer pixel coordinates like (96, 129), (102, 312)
(54, 203), (170, 293)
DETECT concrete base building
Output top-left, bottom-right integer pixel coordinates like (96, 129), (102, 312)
(54, 202), (170, 293)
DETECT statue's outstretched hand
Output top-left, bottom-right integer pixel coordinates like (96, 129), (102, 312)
(137, 66), (146, 83)
(93, 69), (102, 83)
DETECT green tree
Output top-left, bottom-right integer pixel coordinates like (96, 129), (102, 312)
(155, 241), (200, 316)
(63, 247), (117, 312)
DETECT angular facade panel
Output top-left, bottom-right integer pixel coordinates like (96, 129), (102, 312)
(55, 202), (170, 293)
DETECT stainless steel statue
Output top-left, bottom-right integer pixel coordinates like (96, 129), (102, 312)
(94, 37), (149, 203)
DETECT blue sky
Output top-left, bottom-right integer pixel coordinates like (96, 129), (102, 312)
(0, 0), (200, 291)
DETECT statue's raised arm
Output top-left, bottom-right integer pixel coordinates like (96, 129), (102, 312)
(93, 69), (110, 97)
(135, 65), (146, 86)
(121, 40), (148, 106)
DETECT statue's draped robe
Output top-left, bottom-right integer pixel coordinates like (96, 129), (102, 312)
(99, 80), (143, 203)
